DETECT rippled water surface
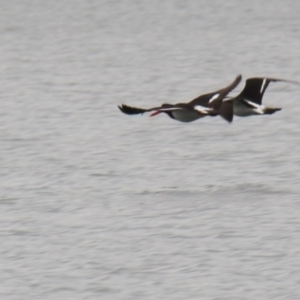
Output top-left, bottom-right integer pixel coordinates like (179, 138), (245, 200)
(1, 1), (300, 299)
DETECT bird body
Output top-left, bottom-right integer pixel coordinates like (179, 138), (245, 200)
(229, 77), (299, 118)
(233, 99), (281, 116)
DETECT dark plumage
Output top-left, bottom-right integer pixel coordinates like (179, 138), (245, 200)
(118, 75), (242, 123)
(225, 77), (300, 118)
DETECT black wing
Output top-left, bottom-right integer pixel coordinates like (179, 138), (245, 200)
(118, 104), (149, 115)
(188, 74), (242, 111)
(118, 103), (176, 115)
(238, 77), (300, 105)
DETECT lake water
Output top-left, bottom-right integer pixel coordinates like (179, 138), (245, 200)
(1, 1), (300, 299)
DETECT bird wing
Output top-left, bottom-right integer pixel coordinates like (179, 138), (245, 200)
(118, 103), (181, 115)
(188, 74), (242, 111)
(118, 104), (152, 115)
(238, 77), (300, 105)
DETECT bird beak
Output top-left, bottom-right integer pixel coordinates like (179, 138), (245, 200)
(149, 111), (161, 117)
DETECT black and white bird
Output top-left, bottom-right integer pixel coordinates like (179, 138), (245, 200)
(118, 75), (242, 123)
(221, 77), (300, 120)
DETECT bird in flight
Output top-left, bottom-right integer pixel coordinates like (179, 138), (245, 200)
(118, 75), (242, 123)
(220, 77), (300, 120)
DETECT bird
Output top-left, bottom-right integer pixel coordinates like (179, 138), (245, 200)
(118, 75), (242, 123)
(220, 77), (300, 121)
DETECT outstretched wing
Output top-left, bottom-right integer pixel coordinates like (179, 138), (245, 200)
(238, 77), (300, 105)
(118, 103), (178, 115)
(188, 74), (242, 111)
(118, 104), (150, 115)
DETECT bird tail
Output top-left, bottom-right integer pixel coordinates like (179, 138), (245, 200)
(264, 107), (282, 115)
(219, 99), (234, 123)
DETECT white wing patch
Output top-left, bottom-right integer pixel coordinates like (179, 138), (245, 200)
(208, 93), (220, 103)
(243, 99), (262, 109)
(260, 78), (267, 94)
(194, 105), (210, 114)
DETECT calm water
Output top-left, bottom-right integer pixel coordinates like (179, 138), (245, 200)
(1, 1), (300, 299)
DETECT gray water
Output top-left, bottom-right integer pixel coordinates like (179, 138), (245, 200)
(1, 1), (300, 299)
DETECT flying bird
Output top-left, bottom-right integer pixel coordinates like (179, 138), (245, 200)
(118, 75), (242, 123)
(221, 77), (300, 121)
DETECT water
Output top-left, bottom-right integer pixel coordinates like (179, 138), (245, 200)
(1, 1), (300, 299)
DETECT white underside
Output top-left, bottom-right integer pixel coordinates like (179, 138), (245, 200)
(172, 110), (205, 122)
(233, 101), (265, 117)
